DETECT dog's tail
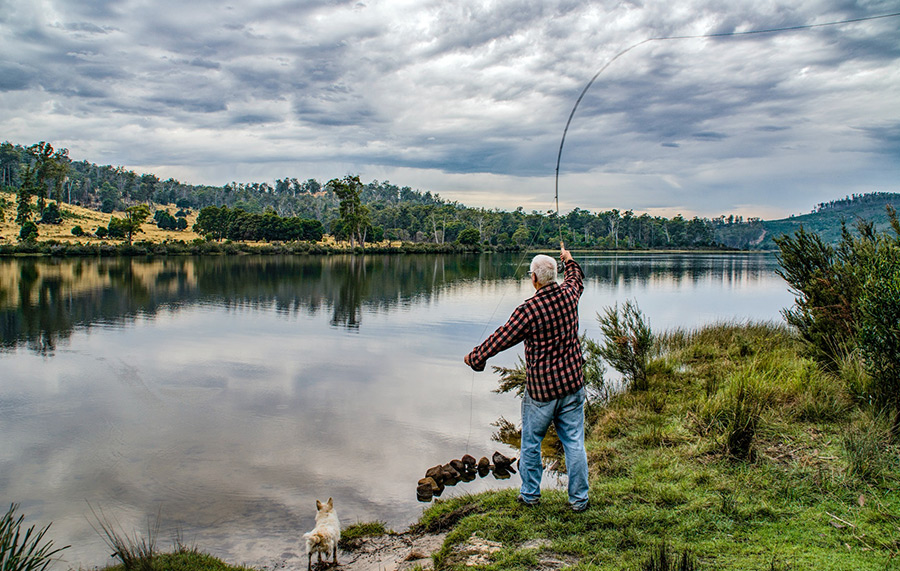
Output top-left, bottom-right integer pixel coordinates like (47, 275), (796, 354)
(304, 530), (330, 551)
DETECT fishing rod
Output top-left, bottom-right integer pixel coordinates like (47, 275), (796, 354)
(552, 11), (900, 234)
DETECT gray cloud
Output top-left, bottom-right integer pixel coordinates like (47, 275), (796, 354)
(0, 0), (897, 218)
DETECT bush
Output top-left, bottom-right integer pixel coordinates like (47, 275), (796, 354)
(857, 243), (900, 433)
(38, 203), (62, 225)
(18, 221), (38, 242)
(95, 226), (108, 239)
(776, 207), (900, 435)
(596, 300), (653, 391)
(71, 225), (84, 236)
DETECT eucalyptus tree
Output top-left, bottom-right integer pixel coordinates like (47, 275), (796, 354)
(328, 175), (371, 248)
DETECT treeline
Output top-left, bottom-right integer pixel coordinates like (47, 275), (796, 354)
(193, 206), (324, 242)
(812, 192), (899, 214)
(1, 138), (861, 251)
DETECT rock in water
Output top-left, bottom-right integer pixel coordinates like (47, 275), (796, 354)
(418, 477), (441, 493)
(416, 481), (433, 501)
(449, 459), (466, 474)
(425, 465), (444, 484)
(492, 451), (515, 469)
(441, 464), (460, 483)
(461, 454), (477, 471)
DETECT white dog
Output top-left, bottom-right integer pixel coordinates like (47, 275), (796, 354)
(303, 497), (340, 570)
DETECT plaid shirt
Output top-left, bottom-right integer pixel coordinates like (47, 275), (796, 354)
(466, 259), (585, 402)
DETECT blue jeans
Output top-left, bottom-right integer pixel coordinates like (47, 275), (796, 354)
(520, 387), (589, 509)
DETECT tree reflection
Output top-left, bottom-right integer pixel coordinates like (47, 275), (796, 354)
(0, 253), (777, 354)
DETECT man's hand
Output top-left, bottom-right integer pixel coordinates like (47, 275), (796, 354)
(464, 352), (484, 371)
(560, 242), (573, 264)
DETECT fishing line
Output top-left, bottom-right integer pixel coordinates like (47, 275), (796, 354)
(553, 11), (900, 213)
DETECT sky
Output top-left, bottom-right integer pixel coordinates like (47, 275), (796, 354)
(1, 0), (898, 220)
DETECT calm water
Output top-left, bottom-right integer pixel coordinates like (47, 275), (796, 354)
(0, 252), (792, 569)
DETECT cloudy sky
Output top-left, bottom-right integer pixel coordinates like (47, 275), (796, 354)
(1, 0), (898, 219)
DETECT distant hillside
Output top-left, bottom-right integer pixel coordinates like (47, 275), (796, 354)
(716, 192), (900, 249)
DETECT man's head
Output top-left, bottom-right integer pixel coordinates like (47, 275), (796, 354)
(530, 254), (557, 289)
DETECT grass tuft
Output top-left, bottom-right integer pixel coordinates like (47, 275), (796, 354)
(338, 521), (389, 550)
(0, 503), (69, 571)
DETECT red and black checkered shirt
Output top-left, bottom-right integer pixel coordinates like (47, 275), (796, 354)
(466, 259), (585, 402)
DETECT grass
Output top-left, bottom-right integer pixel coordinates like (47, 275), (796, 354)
(415, 321), (900, 570)
(0, 503), (69, 571)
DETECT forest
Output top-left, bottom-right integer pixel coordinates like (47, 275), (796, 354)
(1, 140), (895, 249)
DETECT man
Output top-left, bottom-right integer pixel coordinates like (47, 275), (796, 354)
(464, 244), (589, 512)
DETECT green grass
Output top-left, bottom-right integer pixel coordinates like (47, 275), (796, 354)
(338, 521), (391, 550)
(419, 321), (900, 570)
(100, 548), (255, 571)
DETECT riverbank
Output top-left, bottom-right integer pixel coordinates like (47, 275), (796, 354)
(365, 321), (898, 570)
(63, 321), (899, 571)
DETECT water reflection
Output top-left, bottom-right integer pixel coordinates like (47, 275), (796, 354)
(0, 253), (781, 353)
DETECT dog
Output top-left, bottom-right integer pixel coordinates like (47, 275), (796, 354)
(303, 497), (340, 570)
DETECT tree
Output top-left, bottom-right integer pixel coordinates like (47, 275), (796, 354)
(26, 141), (69, 210)
(194, 205), (231, 240)
(19, 220), (38, 242)
(39, 202), (62, 224)
(16, 165), (36, 227)
(328, 175), (371, 248)
(456, 227), (479, 246)
(111, 204), (151, 244)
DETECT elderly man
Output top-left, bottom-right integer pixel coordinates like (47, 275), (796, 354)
(464, 245), (589, 512)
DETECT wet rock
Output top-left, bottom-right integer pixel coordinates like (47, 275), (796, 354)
(449, 459), (466, 474)
(492, 451), (515, 469)
(441, 463), (460, 481)
(416, 483), (434, 501)
(461, 454), (477, 471)
(425, 465), (444, 484)
(418, 477), (441, 493)
(459, 470), (476, 483)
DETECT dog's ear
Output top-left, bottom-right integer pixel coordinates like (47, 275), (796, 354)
(327, 497), (333, 508)
(316, 500), (323, 510)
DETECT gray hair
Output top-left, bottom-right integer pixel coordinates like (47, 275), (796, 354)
(530, 254), (558, 287)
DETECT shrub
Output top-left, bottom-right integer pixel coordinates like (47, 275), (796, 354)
(776, 207), (900, 435)
(95, 226), (108, 239)
(1, 503), (69, 571)
(596, 300), (653, 391)
(71, 225), (84, 236)
(18, 221), (38, 242)
(857, 242), (900, 434)
(38, 203), (61, 225)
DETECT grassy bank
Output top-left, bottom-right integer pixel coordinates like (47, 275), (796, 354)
(412, 321), (899, 570)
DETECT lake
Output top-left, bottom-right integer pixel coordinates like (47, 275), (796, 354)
(0, 252), (793, 569)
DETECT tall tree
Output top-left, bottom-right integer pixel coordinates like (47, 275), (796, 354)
(26, 142), (69, 210)
(120, 204), (151, 245)
(328, 175), (371, 248)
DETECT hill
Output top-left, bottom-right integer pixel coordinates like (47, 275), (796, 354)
(762, 192), (900, 245)
(714, 192), (900, 249)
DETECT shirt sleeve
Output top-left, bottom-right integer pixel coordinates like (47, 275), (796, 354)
(465, 304), (531, 371)
(563, 259), (584, 297)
